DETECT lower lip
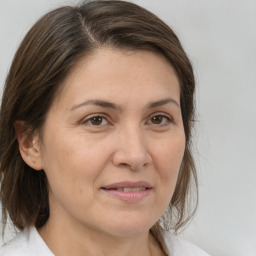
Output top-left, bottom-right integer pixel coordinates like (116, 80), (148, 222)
(102, 188), (152, 202)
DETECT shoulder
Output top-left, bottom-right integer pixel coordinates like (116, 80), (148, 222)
(161, 230), (210, 256)
(0, 226), (54, 256)
(0, 230), (29, 256)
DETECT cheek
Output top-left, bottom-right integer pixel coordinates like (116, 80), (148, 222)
(40, 131), (107, 194)
(155, 135), (185, 172)
(152, 133), (185, 196)
(40, 135), (108, 216)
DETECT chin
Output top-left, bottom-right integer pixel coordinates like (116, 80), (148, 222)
(102, 216), (156, 237)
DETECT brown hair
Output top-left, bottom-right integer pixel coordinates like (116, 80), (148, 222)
(0, 0), (197, 236)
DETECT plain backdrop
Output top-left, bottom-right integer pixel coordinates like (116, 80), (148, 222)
(0, 1), (256, 256)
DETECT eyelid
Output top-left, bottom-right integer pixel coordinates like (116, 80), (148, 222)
(81, 113), (112, 126)
(146, 112), (173, 125)
(79, 112), (173, 127)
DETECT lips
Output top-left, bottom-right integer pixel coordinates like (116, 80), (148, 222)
(102, 181), (153, 191)
(115, 187), (147, 192)
(101, 181), (153, 202)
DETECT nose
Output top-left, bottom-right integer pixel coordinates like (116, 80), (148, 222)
(112, 125), (152, 170)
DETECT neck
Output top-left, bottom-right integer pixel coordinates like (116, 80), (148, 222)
(38, 218), (164, 256)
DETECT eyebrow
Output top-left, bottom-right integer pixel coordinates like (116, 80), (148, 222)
(147, 98), (180, 109)
(70, 98), (180, 111)
(71, 99), (122, 111)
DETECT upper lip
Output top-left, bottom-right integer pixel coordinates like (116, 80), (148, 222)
(102, 181), (153, 190)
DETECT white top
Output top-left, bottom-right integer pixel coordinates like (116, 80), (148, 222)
(0, 226), (210, 256)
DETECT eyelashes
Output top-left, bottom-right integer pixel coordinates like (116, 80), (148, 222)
(81, 113), (173, 128)
(146, 114), (172, 126)
(81, 114), (110, 127)
(84, 116), (109, 126)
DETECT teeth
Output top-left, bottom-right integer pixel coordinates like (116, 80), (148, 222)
(117, 187), (146, 192)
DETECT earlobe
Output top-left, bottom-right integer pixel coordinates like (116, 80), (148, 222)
(14, 121), (43, 171)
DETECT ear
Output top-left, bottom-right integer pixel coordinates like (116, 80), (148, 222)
(14, 121), (43, 171)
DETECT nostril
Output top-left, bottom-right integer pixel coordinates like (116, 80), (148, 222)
(111, 143), (152, 170)
(120, 163), (134, 169)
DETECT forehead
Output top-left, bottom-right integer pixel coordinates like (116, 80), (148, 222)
(53, 47), (180, 109)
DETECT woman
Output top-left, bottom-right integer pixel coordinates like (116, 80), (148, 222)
(0, 1), (209, 255)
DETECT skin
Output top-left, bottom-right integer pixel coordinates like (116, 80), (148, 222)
(19, 48), (185, 256)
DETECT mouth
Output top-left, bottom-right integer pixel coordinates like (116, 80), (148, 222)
(101, 181), (153, 202)
(107, 187), (148, 192)
(101, 181), (152, 191)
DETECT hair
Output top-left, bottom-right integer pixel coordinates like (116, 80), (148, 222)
(0, 0), (197, 237)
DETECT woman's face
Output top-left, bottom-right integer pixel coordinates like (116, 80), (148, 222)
(38, 48), (185, 237)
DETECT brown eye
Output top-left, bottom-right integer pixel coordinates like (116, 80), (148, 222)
(148, 114), (172, 126)
(82, 115), (110, 127)
(90, 116), (104, 125)
(151, 115), (163, 124)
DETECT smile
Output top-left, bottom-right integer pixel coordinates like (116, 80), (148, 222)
(115, 187), (147, 192)
(101, 181), (152, 202)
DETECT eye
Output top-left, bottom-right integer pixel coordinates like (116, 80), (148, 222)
(82, 115), (109, 126)
(147, 114), (172, 126)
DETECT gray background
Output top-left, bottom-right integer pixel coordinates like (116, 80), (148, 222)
(0, 1), (256, 255)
